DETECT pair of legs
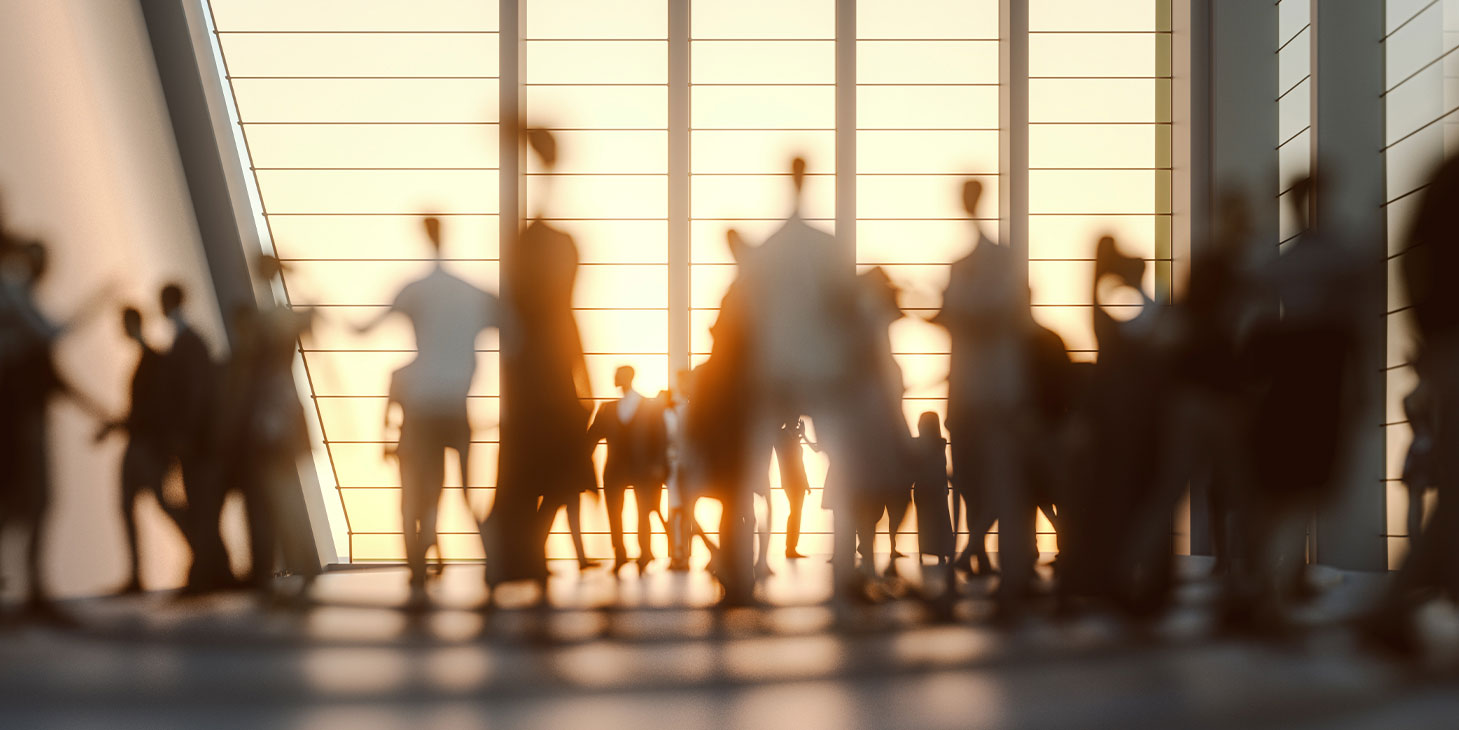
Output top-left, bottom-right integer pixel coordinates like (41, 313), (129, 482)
(539, 491), (592, 569)
(605, 481), (663, 570)
(118, 438), (187, 593)
(398, 415), (470, 589)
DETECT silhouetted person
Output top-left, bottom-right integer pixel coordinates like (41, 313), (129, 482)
(911, 412), (954, 567)
(358, 216), (502, 597)
(836, 267), (915, 583)
(1065, 237), (1177, 617)
(1169, 189), (1271, 578)
(775, 418), (817, 559)
(1241, 176), (1366, 618)
(159, 283), (231, 592)
(489, 127), (597, 598)
(738, 158), (863, 602)
(223, 257), (322, 601)
(95, 306), (188, 593)
(0, 241), (109, 616)
(933, 179), (1037, 612)
(587, 365), (668, 574)
(1368, 153), (1459, 651)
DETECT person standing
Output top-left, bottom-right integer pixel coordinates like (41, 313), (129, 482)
(489, 128), (598, 597)
(159, 283), (231, 592)
(357, 217), (502, 597)
(911, 412), (954, 567)
(776, 418), (817, 559)
(587, 365), (668, 574)
(95, 307), (188, 593)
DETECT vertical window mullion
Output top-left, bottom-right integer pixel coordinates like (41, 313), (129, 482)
(1002, 0), (1030, 275)
(669, 0), (690, 377)
(836, 0), (856, 266)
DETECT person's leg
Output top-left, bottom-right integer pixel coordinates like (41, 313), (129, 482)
(784, 483), (806, 557)
(119, 445), (146, 592)
(563, 493), (595, 568)
(754, 490), (772, 575)
(604, 482), (628, 570)
(987, 426), (1033, 610)
(634, 484), (661, 566)
(887, 491), (910, 561)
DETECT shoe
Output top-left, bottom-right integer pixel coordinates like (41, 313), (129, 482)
(636, 553), (653, 572)
(578, 558), (602, 571)
(613, 556), (631, 575)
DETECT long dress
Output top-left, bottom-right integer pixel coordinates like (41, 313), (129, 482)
(488, 219), (597, 585)
(911, 434), (954, 560)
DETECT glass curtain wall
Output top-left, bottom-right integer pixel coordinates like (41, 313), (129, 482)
(205, 0), (1179, 563)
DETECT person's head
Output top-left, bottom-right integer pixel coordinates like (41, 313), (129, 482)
(962, 179), (983, 218)
(726, 228), (748, 263)
(256, 254), (284, 282)
(614, 365), (635, 391)
(1095, 235), (1143, 288)
(917, 411), (941, 438)
(160, 283), (185, 317)
(1288, 175), (1313, 228)
(527, 127), (558, 170)
(790, 156), (808, 195)
(121, 306), (143, 341)
(423, 216), (443, 255)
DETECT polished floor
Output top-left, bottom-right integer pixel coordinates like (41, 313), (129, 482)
(2, 556), (1459, 729)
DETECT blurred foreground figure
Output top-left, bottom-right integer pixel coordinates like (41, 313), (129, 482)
(360, 217), (501, 599)
(159, 284), (232, 593)
(97, 306), (188, 593)
(1234, 176), (1366, 624)
(1166, 190), (1272, 580)
(684, 228), (761, 602)
(840, 267), (915, 583)
(488, 128), (597, 599)
(1058, 237), (1177, 617)
(1369, 153), (1459, 651)
(0, 239), (108, 616)
(587, 365), (667, 574)
(738, 158), (865, 603)
(220, 257), (321, 600)
(934, 179), (1038, 613)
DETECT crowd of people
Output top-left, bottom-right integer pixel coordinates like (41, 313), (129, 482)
(2, 129), (1457, 650)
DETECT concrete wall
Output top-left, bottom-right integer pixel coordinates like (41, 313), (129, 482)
(0, 0), (241, 597)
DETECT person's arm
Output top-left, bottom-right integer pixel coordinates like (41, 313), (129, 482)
(353, 306), (394, 335)
(585, 401), (610, 446)
(57, 376), (114, 425)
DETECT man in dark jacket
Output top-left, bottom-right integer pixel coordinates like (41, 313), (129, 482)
(587, 366), (668, 573)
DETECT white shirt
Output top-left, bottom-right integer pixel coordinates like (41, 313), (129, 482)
(616, 389), (642, 423)
(390, 267), (501, 413)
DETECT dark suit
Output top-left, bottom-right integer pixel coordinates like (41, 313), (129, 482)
(588, 393), (668, 562)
